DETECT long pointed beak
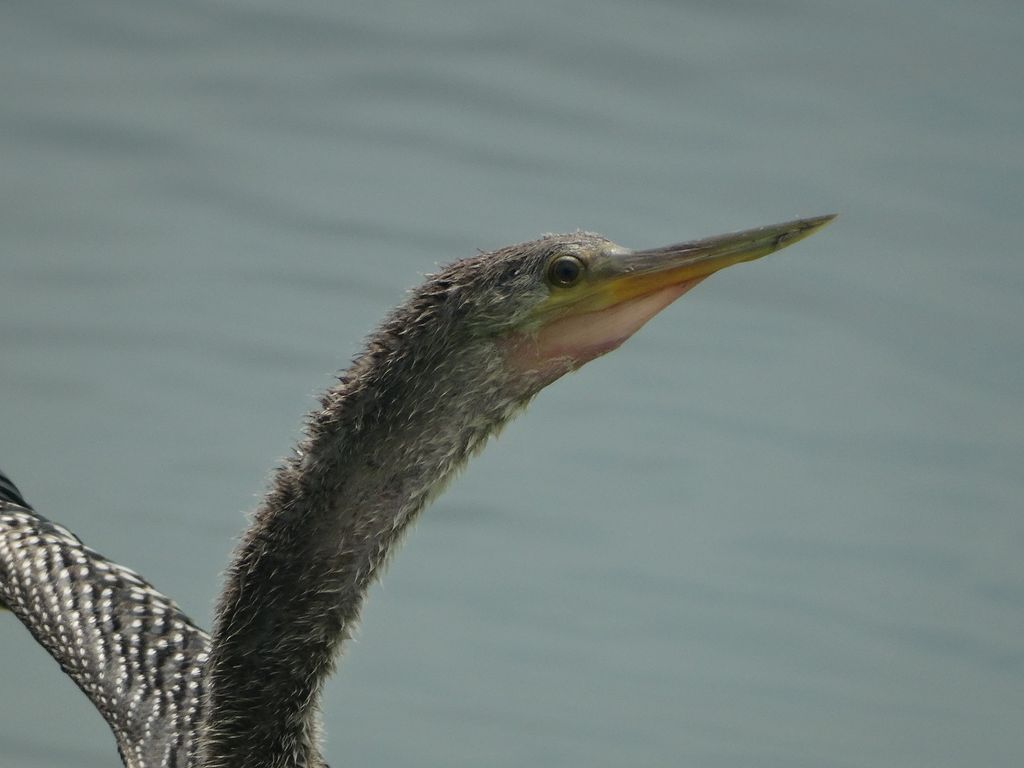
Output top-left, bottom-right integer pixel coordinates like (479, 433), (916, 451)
(598, 214), (836, 304)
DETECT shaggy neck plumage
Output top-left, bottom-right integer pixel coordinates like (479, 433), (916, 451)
(199, 292), (537, 768)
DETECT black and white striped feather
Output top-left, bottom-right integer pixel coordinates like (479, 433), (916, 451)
(0, 468), (209, 767)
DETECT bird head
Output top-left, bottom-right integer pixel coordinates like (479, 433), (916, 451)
(419, 215), (835, 388)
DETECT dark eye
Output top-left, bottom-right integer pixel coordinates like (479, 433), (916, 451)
(547, 255), (584, 287)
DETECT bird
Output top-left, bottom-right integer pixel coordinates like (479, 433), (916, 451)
(0, 215), (834, 768)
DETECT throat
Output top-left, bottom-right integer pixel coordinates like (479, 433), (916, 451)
(507, 278), (705, 377)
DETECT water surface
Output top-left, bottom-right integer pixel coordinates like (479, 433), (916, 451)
(1, 2), (1022, 766)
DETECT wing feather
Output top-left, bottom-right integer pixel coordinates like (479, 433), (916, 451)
(0, 467), (209, 767)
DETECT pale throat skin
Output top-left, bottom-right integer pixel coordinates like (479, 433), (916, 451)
(198, 216), (834, 768)
(505, 277), (707, 378)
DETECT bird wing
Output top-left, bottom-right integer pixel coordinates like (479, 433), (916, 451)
(0, 467), (210, 768)
(0, 467), (30, 508)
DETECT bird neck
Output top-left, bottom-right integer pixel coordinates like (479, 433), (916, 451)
(200, 314), (533, 767)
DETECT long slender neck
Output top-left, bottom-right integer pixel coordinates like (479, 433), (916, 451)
(200, 310), (533, 768)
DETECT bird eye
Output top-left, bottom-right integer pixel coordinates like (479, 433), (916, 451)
(547, 255), (584, 288)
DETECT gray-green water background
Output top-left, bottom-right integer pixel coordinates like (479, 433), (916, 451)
(2, 2), (1022, 766)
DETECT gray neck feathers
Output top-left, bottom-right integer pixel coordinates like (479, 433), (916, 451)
(200, 291), (534, 768)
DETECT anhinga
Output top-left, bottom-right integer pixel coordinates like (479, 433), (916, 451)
(0, 215), (834, 767)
